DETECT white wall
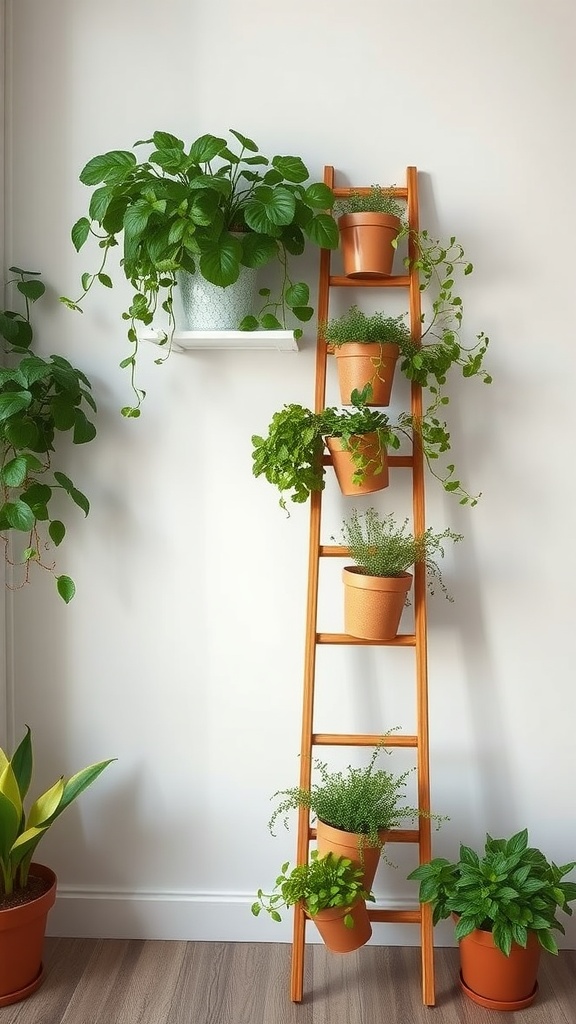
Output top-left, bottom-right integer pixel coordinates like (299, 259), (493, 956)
(4, 0), (576, 948)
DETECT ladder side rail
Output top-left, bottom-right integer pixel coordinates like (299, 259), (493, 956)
(290, 165), (335, 1004)
(407, 165), (435, 1007)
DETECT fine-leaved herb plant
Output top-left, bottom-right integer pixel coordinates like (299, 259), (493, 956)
(252, 850), (374, 927)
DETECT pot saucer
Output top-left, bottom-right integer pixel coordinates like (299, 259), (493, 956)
(459, 971), (538, 1011)
(0, 964), (45, 1007)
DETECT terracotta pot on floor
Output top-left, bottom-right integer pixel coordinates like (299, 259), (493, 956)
(0, 863), (57, 1007)
(325, 434), (389, 496)
(334, 342), (400, 406)
(309, 898), (372, 953)
(338, 213), (401, 278)
(342, 568), (412, 640)
(316, 819), (385, 891)
(457, 921), (541, 1011)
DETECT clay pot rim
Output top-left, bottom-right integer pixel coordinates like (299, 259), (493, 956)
(316, 819), (387, 845)
(332, 342), (400, 356)
(338, 212), (402, 230)
(343, 566), (413, 587)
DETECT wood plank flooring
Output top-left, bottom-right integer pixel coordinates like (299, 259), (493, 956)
(0, 940), (574, 1024)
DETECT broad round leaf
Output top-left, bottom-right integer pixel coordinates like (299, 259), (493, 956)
(189, 134), (227, 164)
(199, 235), (242, 286)
(4, 500), (36, 531)
(286, 283), (310, 308)
(304, 182), (335, 210)
(79, 150), (137, 186)
(17, 280), (46, 302)
(0, 391), (32, 422)
(240, 233), (278, 269)
(305, 213), (340, 250)
(272, 155), (309, 184)
(244, 186), (296, 233)
(0, 457), (28, 487)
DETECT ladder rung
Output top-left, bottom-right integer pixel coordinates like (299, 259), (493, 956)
(309, 827), (420, 844)
(329, 275), (410, 288)
(312, 733), (419, 748)
(332, 187), (408, 200)
(369, 908), (422, 924)
(316, 633), (416, 646)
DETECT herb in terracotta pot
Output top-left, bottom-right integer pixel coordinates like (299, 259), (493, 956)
(251, 397), (398, 510)
(408, 829), (576, 1009)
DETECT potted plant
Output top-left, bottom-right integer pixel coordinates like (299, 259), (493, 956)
(251, 394), (399, 510)
(62, 128), (340, 416)
(252, 850), (374, 953)
(334, 185), (404, 278)
(268, 739), (444, 890)
(0, 726), (114, 1006)
(407, 828), (576, 1010)
(1, 268), (97, 602)
(320, 307), (413, 405)
(338, 507), (462, 640)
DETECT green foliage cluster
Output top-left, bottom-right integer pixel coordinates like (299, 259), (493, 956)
(408, 829), (576, 956)
(1, 269), (97, 602)
(251, 394), (397, 510)
(334, 185), (404, 219)
(62, 128), (339, 416)
(251, 850), (374, 927)
(321, 307), (413, 349)
(268, 742), (423, 855)
(340, 507), (462, 600)
(0, 726), (114, 896)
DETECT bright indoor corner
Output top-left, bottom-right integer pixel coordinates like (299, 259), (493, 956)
(1, 1), (575, 1022)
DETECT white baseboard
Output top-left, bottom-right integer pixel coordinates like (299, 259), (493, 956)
(47, 889), (457, 946)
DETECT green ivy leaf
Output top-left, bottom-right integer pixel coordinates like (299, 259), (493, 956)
(17, 280), (46, 302)
(3, 500), (36, 531)
(0, 456), (28, 487)
(49, 520), (66, 547)
(56, 575), (76, 603)
(0, 391), (32, 422)
(71, 217), (91, 251)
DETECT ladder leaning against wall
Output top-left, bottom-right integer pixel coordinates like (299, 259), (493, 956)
(290, 165), (436, 1007)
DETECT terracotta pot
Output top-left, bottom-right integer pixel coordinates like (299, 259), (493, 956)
(316, 819), (385, 890)
(334, 343), (399, 406)
(342, 567), (412, 640)
(325, 434), (389, 496)
(338, 213), (401, 278)
(458, 923), (541, 1010)
(0, 863), (57, 1007)
(309, 898), (372, 953)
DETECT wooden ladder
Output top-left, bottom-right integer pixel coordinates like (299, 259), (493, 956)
(290, 166), (435, 1006)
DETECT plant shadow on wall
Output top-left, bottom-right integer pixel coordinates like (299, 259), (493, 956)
(0, 269), (97, 602)
(61, 128), (339, 417)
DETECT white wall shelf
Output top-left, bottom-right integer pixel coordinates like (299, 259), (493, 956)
(140, 329), (299, 353)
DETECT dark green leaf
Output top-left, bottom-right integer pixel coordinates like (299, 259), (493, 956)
(3, 499), (36, 531)
(189, 134), (227, 164)
(17, 280), (45, 302)
(199, 235), (242, 287)
(73, 409), (97, 445)
(272, 155), (309, 183)
(285, 283), (309, 307)
(228, 129), (259, 153)
(56, 575), (76, 603)
(0, 391), (32, 421)
(305, 213), (340, 250)
(79, 150), (137, 186)
(0, 456), (28, 487)
(71, 217), (91, 251)
(49, 520), (66, 546)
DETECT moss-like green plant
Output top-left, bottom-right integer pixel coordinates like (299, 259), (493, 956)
(408, 829), (576, 956)
(334, 185), (404, 219)
(252, 850), (374, 927)
(339, 507), (462, 600)
(321, 307), (413, 350)
(268, 739), (446, 862)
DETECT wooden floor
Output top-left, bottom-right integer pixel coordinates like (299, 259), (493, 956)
(1, 940), (574, 1023)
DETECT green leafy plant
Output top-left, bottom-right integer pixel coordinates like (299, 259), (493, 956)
(0, 726), (114, 896)
(334, 185), (404, 219)
(251, 850), (374, 927)
(408, 829), (576, 956)
(62, 128), (339, 416)
(1, 268), (97, 602)
(251, 394), (398, 510)
(339, 507), (462, 601)
(268, 740), (445, 861)
(321, 306), (413, 350)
